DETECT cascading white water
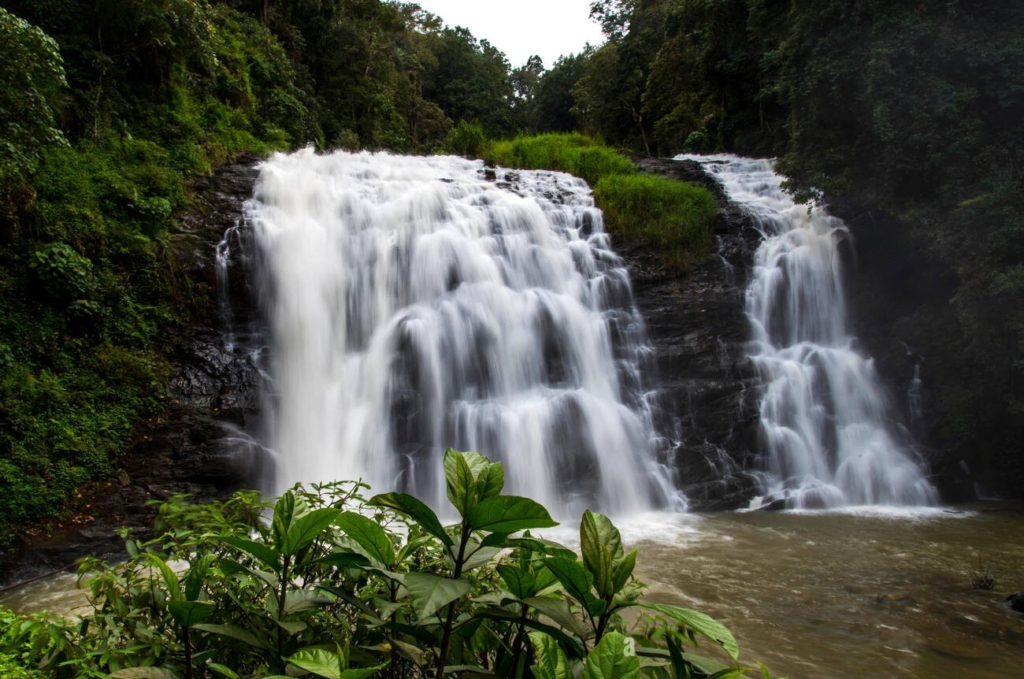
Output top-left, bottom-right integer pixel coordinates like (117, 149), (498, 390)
(244, 149), (677, 516)
(678, 154), (937, 508)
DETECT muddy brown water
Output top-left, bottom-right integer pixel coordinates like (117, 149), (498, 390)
(3, 503), (1022, 678)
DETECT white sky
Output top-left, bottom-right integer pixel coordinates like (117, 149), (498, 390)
(412, 0), (606, 69)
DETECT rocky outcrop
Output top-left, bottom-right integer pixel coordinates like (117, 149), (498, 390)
(620, 158), (764, 510)
(0, 157), (265, 588)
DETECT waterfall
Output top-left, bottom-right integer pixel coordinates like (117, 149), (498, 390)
(242, 149), (677, 516)
(678, 155), (937, 508)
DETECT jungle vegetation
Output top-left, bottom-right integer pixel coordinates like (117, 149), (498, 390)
(0, 0), (1022, 546)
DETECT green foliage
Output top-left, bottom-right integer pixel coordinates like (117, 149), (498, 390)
(593, 174), (718, 267)
(0, 8), (67, 184)
(484, 134), (636, 187)
(1, 452), (774, 679)
(445, 121), (486, 158)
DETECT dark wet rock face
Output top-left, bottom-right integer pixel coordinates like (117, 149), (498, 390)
(622, 158), (764, 510)
(0, 157), (265, 588)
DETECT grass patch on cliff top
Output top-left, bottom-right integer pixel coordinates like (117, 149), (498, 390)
(483, 133), (635, 186)
(482, 134), (718, 267)
(594, 173), (718, 268)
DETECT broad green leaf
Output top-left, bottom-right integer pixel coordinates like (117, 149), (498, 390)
(109, 669), (177, 679)
(336, 512), (396, 566)
(389, 638), (427, 665)
(287, 648), (343, 679)
(491, 535), (577, 560)
(146, 554), (180, 602)
(369, 492), (453, 547)
(580, 510), (623, 598)
(168, 600), (214, 628)
(282, 507), (342, 557)
(276, 620), (309, 636)
(529, 631), (574, 679)
(340, 666), (387, 679)
(284, 589), (334, 615)
(544, 557), (597, 611)
(221, 535), (281, 571)
(299, 550), (371, 570)
(184, 553), (216, 601)
(397, 534), (435, 563)
(193, 623), (268, 650)
(272, 491), (305, 548)
(466, 495), (558, 533)
(207, 663), (240, 679)
(405, 572), (471, 620)
(583, 632), (640, 679)
(611, 549), (637, 593)
(497, 564), (534, 599)
(640, 603), (739, 661)
(445, 448), (479, 516)
(462, 545), (503, 572)
(476, 608), (587, 658)
(521, 597), (590, 639)
(708, 670), (749, 679)
(474, 460), (505, 502)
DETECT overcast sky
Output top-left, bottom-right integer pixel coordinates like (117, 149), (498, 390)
(413, 0), (606, 68)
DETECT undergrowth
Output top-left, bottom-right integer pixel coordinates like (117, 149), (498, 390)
(0, 449), (778, 679)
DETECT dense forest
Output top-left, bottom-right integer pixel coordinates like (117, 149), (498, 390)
(0, 0), (1022, 542)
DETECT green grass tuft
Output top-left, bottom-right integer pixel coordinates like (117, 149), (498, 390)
(483, 133), (635, 186)
(593, 174), (718, 268)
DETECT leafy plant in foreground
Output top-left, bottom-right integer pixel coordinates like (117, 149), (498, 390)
(4, 450), (776, 679)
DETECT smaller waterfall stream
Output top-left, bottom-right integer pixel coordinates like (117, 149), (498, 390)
(680, 155), (937, 508)
(243, 149), (677, 517)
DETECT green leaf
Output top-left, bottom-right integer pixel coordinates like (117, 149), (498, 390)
(193, 623), (268, 650)
(168, 600), (215, 628)
(611, 549), (637, 593)
(109, 670), (177, 679)
(272, 491), (304, 547)
(757, 661), (776, 679)
(583, 632), (640, 679)
(405, 572), (471, 620)
(207, 663), (240, 679)
(282, 507), (342, 557)
(340, 667), (387, 679)
(184, 554), (216, 601)
(466, 495), (558, 533)
(496, 535), (577, 560)
(521, 597), (590, 639)
(475, 608), (587, 658)
(284, 589), (334, 615)
(300, 550), (371, 570)
(529, 631), (574, 679)
(544, 557), (599, 612)
(146, 554), (180, 602)
(336, 512), (396, 566)
(497, 564), (534, 599)
(275, 620), (309, 636)
(369, 492), (453, 547)
(462, 545), (503, 572)
(640, 603), (739, 661)
(221, 535), (281, 571)
(389, 637), (427, 665)
(474, 459), (505, 502)
(580, 510), (623, 598)
(444, 448), (479, 516)
(287, 648), (343, 679)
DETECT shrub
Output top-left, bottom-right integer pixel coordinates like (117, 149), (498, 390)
(446, 120), (486, 157)
(2, 450), (774, 679)
(594, 174), (718, 267)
